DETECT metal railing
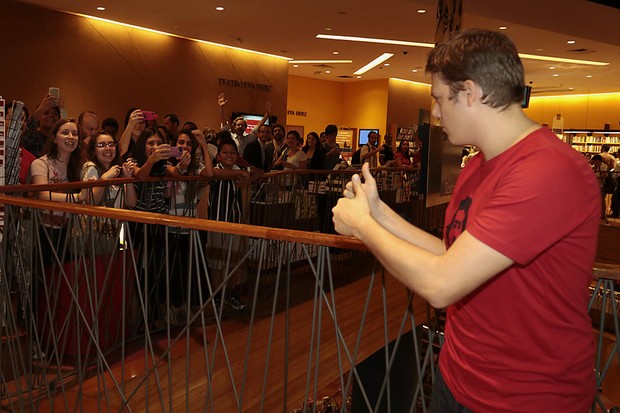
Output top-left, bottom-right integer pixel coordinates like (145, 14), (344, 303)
(0, 170), (444, 412)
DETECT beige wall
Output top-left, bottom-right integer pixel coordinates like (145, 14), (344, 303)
(342, 79), (389, 138)
(526, 93), (620, 130)
(0, 0), (288, 131)
(286, 76), (344, 136)
(386, 79), (433, 134)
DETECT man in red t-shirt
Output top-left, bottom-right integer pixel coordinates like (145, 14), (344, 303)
(332, 29), (599, 413)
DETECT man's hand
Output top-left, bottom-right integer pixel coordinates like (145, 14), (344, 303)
(342, 163), (381, 213)
(332, 166), (376, 237)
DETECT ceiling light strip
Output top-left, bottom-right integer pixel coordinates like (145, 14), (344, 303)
(317, 34), (434, 48)
(391, 78), (432, 87)
(74, 13), (291, 60)
(532, 91), (620, 99)
(317, 33), (610, 67)
(518, 53), (608, 66)
(354, 53), (394, 75)
(288, 60), (353, 64)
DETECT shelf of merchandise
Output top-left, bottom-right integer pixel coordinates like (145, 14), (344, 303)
(563, 129), (620, 154)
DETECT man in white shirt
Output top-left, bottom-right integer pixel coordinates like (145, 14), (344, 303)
(360, 131), (380, 167)
(218, 93), (270, 155)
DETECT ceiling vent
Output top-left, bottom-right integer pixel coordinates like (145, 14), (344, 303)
(313, 64), (335, 69)
(313, 71), (323, 75)
(567, 48), (595, 54)
(337, 75), (354, 78)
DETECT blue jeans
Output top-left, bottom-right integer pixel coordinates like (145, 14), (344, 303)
(430, 368), (474, 413)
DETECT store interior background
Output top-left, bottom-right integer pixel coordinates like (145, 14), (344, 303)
(2, 0), (620, 148)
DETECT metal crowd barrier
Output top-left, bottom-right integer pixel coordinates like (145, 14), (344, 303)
(0, 173), (442, 412)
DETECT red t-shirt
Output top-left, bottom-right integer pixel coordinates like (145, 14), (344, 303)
(441, 128), (599, 413)
(19, 147), (36, 184)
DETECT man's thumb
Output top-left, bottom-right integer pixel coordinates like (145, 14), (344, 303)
(351, 173), (365, 198)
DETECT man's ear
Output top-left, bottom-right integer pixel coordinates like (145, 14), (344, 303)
(462, 80), (480, 106)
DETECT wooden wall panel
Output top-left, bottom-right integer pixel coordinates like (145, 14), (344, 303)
(0, 0), (288, 131)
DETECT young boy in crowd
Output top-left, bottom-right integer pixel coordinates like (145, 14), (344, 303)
(207, 134), (260, 310)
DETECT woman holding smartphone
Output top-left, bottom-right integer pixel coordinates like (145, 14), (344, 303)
(81, 130), (138, 208)
(166, 129), (214, 317)
(130, 127), (182, 327)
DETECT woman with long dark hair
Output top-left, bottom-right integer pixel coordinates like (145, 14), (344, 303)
(81, 130), (137, 207)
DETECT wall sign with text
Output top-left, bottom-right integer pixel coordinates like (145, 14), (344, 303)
(218, 78), (272, 92)
(287, 110), (307, 117)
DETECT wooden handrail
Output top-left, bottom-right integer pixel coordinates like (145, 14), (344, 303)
(0, 194), (367, 250)
(593, 262), (620, 281)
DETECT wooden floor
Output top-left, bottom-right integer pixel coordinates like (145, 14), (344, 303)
(6, 250), (620, 412)
(17, 254), (429, 412)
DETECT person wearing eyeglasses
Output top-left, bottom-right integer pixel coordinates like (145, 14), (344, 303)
(80, 130), (137, 207)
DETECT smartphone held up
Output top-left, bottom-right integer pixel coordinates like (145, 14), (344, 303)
(169, 146), (183, 158)
(142, 111), (158, 121)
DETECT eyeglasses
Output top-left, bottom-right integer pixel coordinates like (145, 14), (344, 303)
(95, 141), (117, 148)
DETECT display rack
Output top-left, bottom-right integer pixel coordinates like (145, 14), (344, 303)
(563, 129), (620, 154)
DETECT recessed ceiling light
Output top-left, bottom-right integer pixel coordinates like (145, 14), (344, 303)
(215, 6), (224, 11)
(567, 40), (576, 44)
(553, 74), (559, 77)
(332, 51), (339, 55)
(356, 76), (362, 79)
(384, 63), (390, 66)
(325, 27), (332, 31)
(536, 48), (543, 52)
(293, 64), (299, 68)
(417, 9), (426, 13)
(326, 70), (331, 74)
(412, 69), (418, 72)
(549, 66), (556, 69)
(586, 75), (592, 78)
(569, 87), (574, 90)
(96, 6), (105, 11)
(499, 26), (507, 30)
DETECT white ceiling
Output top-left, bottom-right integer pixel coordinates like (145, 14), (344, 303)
(18, 0), (620, 96)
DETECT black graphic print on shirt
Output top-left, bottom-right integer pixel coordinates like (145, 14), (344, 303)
(445, 196), (472, 248)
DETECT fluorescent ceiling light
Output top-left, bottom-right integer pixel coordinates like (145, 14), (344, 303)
(354, 53), (394, 75)
(533, 91), (620, 99)
(288, 59), (352, 64)
(317, 33), (434, 48)
(518, 53), (608, 66)
(317, 33), (610, 66)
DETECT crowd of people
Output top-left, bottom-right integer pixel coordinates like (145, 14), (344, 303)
(4, 91), (422, 321)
